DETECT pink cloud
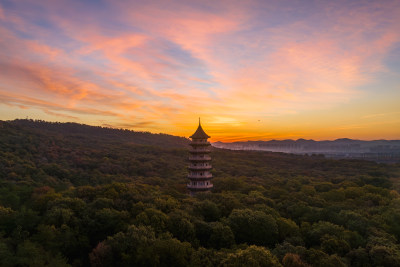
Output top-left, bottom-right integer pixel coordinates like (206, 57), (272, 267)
(0, 92), (118, 117)
(0, 5), (4, 20)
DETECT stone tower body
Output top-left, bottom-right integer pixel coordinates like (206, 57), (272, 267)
(187, 119), (213, 195)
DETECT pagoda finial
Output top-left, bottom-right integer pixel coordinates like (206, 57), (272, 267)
(190, 118), (210, 139)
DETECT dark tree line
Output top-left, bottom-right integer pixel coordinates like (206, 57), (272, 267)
(0, 120), (399, 266)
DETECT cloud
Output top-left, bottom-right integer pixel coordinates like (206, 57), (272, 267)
(0, 5), (4, 20)
(0, 92), (119, 117)
(0, 0), (399, 140)
(362, 111), (400, 119)
(43, 109), (79, 120)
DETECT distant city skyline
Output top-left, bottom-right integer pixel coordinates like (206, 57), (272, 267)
(0, 0), (399, 141)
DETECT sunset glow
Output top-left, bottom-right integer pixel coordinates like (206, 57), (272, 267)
(0, 0), (399, 141)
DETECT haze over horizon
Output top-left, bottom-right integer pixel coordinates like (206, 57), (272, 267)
(0, 0), (399, 142)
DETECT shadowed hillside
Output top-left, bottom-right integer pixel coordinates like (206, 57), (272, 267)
(8, 119), (190, 148)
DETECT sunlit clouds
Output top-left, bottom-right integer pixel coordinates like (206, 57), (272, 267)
(0, 0), (399, 141)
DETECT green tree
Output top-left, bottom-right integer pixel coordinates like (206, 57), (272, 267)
(221, 245), (282, 267)
(193, 200), (220, 222)
(282, 253), (310, 267)
(228, 209), (278, 247)
(136, 208), (169, 234)
(167, 211), (195, 242)
(208, 222), (235, 249)
(277, 217), (300, 242)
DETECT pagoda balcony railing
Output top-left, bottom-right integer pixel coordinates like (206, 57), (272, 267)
(187, 184), (213, 189)
(189, 148), (211, 153)
(188, 173), (213, 179)
(189, 155), (211, 161)
(188, 165), (212, 170)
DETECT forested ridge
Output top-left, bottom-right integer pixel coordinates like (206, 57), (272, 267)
(0, 119), (400, 266)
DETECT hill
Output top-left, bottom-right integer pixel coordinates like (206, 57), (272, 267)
(0, 120), (400, 266)
(7, 119), (190, 148)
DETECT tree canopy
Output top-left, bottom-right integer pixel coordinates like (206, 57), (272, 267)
(0, 119), (399, 266)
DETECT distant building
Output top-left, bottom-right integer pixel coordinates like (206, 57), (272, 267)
(187, 119), (213, 195)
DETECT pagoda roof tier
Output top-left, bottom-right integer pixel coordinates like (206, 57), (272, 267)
(188, 173), (213, 179)
(189, 149), (211, 154)
(190, 147), (211, 151)
(187, 184), (213, 190)
(189, 142), (211, 146)
(188, 178), (213, 182)
(190, 119), (210, 139)
(188, 165), (212, 170)
(189, 156), (211, 161)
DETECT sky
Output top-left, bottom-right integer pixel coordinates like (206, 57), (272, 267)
(0, 0), (399, 142)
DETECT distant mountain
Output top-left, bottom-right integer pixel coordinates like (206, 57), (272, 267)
(213, 138), (400, 163)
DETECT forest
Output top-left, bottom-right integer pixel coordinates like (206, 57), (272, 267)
(0, 119), (400, 266)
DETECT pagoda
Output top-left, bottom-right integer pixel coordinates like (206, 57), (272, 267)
(187, 119), (213, 195)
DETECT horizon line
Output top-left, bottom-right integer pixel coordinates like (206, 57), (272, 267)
(3, 118), (399, 143)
